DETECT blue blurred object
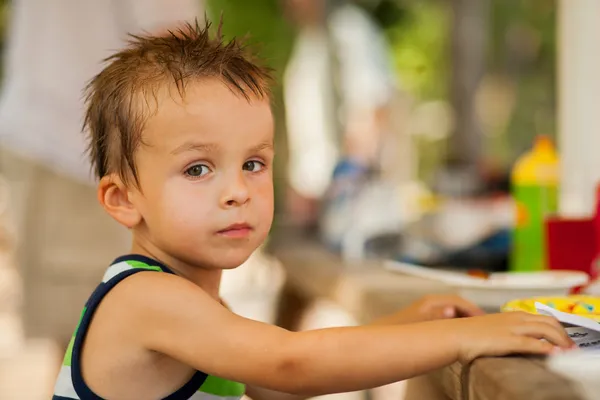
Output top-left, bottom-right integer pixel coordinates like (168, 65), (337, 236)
(396, 228), (510, 273)
(319, 158), (370, 249)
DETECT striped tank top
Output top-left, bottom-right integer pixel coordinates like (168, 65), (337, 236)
(52, 254), (246, 400)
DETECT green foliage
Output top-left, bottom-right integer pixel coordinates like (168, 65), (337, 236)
(206, 0), (295, 83)
(489, 0), (557, 160)
(384, 1), (449, 100)
(382, 0), (557, 169)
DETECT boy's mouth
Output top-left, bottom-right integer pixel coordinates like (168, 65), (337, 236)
(217, 223), (253, 238)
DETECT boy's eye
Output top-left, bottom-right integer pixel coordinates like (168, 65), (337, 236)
(243, 160), (264, 172)
(185, 164), (210, 177)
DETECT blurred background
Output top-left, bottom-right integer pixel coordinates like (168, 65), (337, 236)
(0, 0), (599, 398)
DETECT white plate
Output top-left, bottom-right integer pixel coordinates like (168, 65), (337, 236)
(385, 260), (590, 311)
(384, 260), (589, 290)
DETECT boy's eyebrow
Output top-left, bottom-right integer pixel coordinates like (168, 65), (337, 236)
(171, 142), (219, 155)
(171, 140), (273, 155)
(249, 141), (274, 153)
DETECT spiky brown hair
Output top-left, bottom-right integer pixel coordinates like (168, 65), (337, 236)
(83, 18), (272, 186)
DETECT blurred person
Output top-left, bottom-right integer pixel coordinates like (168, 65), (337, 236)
(0, 0), (202, 349)
(50, 19), (573, 399)
(281, 0), (338, 226)
(282, 0), (398, 228)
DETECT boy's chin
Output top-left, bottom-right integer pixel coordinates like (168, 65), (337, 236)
(208, 252), (254, 270)
(180, 240), (263, 270)
(218, 259), (249, 270)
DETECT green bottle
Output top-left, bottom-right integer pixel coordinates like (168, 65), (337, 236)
(510, 136), (559, 272)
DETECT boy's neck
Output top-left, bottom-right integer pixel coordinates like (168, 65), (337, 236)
(130, 241), (222, 301)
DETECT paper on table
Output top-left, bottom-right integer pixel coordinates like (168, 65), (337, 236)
(536, 302), (600, 349)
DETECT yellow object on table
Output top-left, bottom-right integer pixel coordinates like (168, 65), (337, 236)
(502, 295), (600, 322)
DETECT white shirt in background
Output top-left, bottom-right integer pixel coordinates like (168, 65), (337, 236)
(284, 4), (397, 199)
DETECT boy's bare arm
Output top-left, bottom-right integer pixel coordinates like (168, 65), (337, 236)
(117, 272), (573, 396)
(218, 302), (307, 400)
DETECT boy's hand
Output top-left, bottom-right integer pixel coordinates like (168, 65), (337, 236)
(371, 294), (485, 325)
(449, 311), (576, 363)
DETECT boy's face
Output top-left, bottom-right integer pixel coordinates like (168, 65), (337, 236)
(130, 79), (274, 270)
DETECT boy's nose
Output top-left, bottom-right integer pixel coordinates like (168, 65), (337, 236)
(220, 173), (250, 208)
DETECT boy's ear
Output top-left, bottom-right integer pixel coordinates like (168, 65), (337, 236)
(97, 174), (142, 229)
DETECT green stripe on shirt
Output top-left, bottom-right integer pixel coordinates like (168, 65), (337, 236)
(199, 375), (246, 397)
(125, 260), (162, 271)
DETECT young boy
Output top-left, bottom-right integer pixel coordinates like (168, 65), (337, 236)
(52, 20), (573, 400)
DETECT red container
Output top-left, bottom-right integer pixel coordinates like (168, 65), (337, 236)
(545, 184), (600, 279)
(546, 217), (597, 278)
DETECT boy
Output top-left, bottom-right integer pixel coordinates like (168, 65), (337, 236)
(53, 20), (573, 400)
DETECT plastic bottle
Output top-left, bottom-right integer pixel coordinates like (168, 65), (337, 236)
(510, 135), (559, 272)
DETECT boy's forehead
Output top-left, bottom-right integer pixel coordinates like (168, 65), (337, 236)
(142, 79), (273, 148)
(154, 79), (271, 116)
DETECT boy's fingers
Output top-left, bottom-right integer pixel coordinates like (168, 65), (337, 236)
(513, 336), (555, 355)
(528, 315), (575, 348)
(432, 306), (455, 319)
(426, 296), (484, 319)
(532, 315), (568, 330)
(521, 322), (574, 348)
(449, 297), (486, 317)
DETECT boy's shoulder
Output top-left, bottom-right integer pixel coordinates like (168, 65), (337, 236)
(68, 254), (217, 358)
(97, 255), (210, 320)
(96, 254), (197, 302)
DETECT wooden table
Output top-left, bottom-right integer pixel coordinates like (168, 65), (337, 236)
(267, 229), (585, 400)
